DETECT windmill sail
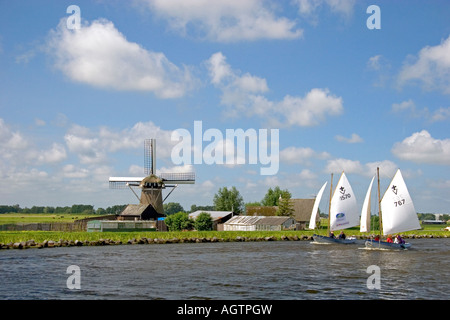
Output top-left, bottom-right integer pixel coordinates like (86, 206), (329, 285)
(380, 169), (420, 235)
(360, 176), (375, 233)
(308, 182), (328, 230)
(330, 172), (359, 231)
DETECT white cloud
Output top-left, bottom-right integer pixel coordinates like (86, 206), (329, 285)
(279, 89), (343, 127)
(207, 52), (344, 127)
(392, 130), (450, 165)
(429, 107), (450, 122)
(392, 100), (450, 123)
(325, 158), (397, 178)
(143, 0), (303, 42)
(62, 164), (89, 179)
(47, 18), (195, 98)
(335, 133), (363, 144)
(37, 143), (67, 164)
(398, 35), (450, 94)
(280, 146), (330, 165)
(64, 121), (175, 165)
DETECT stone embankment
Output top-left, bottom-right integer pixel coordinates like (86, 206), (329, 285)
(0, 233), (447, 250)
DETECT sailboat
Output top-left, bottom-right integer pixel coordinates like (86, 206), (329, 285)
(309, 172), (359, 244)
(364, 168), (421, 249)
(360, 175), (375, 234)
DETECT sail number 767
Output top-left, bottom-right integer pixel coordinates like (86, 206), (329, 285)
(394, 199), (405, 207)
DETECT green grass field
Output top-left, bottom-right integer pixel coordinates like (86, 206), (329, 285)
(0, 213), (98, 225)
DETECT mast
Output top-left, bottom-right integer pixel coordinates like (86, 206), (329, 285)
(327, 173), (333, 234)
(377, 167), (383, 236)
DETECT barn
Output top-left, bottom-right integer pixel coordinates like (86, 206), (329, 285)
(245, 199), (315, 230)
(117, 204), (164, 221)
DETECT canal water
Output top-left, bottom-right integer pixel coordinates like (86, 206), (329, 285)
(0, 239), (448, 300)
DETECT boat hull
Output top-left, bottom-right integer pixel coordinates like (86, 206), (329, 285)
(312, 234), (357, 244)
(364, 239), (411, 250)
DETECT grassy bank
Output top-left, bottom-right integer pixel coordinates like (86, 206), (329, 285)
(0, 214), (448, 248)
(0, 227), (448, 248)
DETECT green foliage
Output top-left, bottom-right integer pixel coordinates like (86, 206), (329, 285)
(261, 186), (291, 206)
(276, 191), (294, 217)
(213, 186), (244, 213)
(245, 201), (262, 207)
(190, 204), (215, 212)
(164, 212), (194, 231)
(194, 212), (213, 231)
(163, 202), (185, 216)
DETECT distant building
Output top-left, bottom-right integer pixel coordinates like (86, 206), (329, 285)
(189, 210), (234, 230)
(223, 215), (297, 231)
(246, 199), (315, 230)
(422, 220), (446, 225)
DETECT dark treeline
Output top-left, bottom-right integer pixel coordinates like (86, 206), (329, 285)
(0, 204), (127, 215)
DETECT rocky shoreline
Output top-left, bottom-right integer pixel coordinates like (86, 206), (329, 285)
(0, 233), (447, 250)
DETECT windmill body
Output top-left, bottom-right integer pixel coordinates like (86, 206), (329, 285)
(109, 139), (195, 219)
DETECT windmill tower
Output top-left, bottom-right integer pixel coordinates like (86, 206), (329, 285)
(109, 139), (195, 219)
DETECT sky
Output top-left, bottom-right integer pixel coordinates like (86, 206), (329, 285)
(0, 0), (449, 214)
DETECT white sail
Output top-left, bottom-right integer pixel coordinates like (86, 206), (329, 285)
(360, 176), (375, 233)
(330, 172), (359, 231)
(308, 182), (328, 230)
(380, 169), (421, 235)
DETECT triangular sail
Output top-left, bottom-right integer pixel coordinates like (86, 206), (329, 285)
(380, 169), (421, 235)
(308, 182), (328, 230)
(330, 172), (359, 231)
(360, 176), (375, 233)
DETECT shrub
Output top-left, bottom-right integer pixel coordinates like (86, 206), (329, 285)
(194, 212), (213, 231)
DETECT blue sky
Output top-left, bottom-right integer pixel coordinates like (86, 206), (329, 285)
(1, 0), (449, 213)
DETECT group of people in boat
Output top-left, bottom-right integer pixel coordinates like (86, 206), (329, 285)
(328, 231), (347, 240)
(328, 231), (405, 244)
(373, 234), (405, 244)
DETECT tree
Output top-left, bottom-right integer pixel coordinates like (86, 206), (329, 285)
(163, 202), (184, 216)
(190, 204), (215, 213)
(276, 191), (294, 217)
(194, 212), (213, 231)
(261, 186), (291, 206)
(213, 186), (244, 213)
(164, 211), (194, 231)
(96, 207), (106, 215)
(245, 201), (261, 207)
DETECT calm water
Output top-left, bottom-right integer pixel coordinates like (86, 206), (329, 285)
(0, 239), (449, 300)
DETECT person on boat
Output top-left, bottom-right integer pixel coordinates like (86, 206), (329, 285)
(338, 231), (346, 240)
(394, 234), (405, 244)
(386, 235), (393, 243)
(373, 234), (380, 241)
(329, 231), (335, 238)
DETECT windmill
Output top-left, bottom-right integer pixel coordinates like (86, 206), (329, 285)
(109, 139), (195, 219)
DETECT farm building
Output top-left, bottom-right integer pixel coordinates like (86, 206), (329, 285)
(291, 199), (315, 229)
(246, 199), (315, 230)
(117, 204), (164, 221)
(223, 215), (297, 231)
(189, 211), (234, 230)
